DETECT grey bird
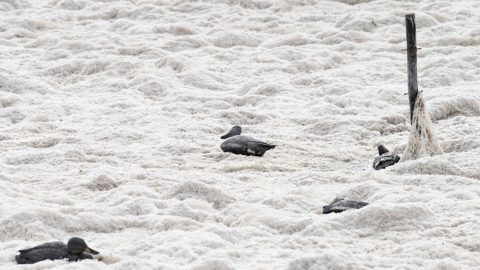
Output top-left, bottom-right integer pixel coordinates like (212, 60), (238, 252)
(372, 144), (400, 170)
(322, 198), (369, 214)
(220, 126), (275, 157)
(15, 237), (99, 264)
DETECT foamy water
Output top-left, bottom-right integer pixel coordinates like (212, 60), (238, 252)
(1, 0), (479, 269)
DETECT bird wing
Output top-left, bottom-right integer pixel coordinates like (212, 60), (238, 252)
(19, 242), (65, 253)
(323, 199), (368, 214)
(17, 242), (67, 263)
(221, 136), (275, 156)
(220, 140), (248, 155)
(244, 137), (275, 150)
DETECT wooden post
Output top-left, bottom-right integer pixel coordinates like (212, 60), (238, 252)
(405, 14), (418, 124)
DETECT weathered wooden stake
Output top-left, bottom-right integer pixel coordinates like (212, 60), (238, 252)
(405, 14), (418, 124)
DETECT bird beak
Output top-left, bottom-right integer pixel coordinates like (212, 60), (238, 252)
(221, 130), (233, 139)
(85, 246), (99, 255)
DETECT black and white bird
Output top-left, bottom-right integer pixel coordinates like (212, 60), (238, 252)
(322, 198), (369, 214)
(220, 126), (275, 157)
(372, 144), (400, 170)
(15, 237), (99, 264)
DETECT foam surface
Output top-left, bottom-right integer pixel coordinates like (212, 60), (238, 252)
(1, 0), (479, 269)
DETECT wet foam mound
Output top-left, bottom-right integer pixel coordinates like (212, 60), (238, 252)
(191, 260), (235, 270)
(221, 203), (312, 234)
(398, 155), (461, 172)
(392, 155), (479, 180)
(0, 69), (51, 95)
(1, 0), (479, 269)
(304, 203), (433, 237)
(166, 181), (235, 209)
(287, 252), (364, 270)
(0, 0), (29, 10)
(429, 96), (480, 121)
(335, 203), (433, 233)
(210, 31), (261, 48)
(335, 0), (375, 5)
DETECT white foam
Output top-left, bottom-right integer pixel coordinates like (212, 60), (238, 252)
(1, 0), (479, 269)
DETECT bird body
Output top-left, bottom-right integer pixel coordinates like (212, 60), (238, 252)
(322, 198), (368, 214)
(220, 126), (275, 157)
(373, 144), (400, 170)
(15, 237), (98, 264)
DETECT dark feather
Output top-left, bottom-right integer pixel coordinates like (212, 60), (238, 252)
(322, 198), (368, 214)
(16, 242), (68, 264)
(221, 136), (275, 157)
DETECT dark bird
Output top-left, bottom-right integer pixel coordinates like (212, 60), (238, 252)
(15, 237), (99, 264)
(220, 126), (275, 157)
(373, 144), (400, 170)
(322, 198), (369, 214)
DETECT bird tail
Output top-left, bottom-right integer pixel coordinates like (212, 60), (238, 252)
(15, 255), (29, 264)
